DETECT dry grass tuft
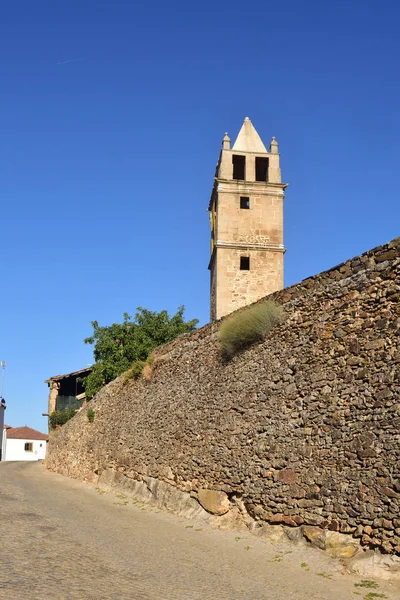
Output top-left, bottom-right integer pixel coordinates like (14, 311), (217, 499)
(123, 353), (155, 384)
(122, 361), (145, 384)
(219, 301), (284, 358)
(142, 362), (153, 381)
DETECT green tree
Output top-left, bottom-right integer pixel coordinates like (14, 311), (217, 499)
(83, 306), (198, 399)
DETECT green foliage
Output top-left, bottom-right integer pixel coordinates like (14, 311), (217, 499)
(49, 409), (76, 430)
(83, 306), (198, 399)
(87, 407), (95, 423)
(219, 301), (284, 358)
(355, 581), (379, 590)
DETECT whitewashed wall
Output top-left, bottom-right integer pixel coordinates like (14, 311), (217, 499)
(1, 429), (6, 461)
(5, 438), (47, 461)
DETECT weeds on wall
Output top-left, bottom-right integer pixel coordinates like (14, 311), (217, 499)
(49, 409), (76, 430)
(123, 360), (146, 383)
(87, 407), (95, 423)
(122, 353), (155, 385)
(219, 301), (285, 358)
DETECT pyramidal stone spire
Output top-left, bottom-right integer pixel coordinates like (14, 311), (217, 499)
(232, 117), (267, 153)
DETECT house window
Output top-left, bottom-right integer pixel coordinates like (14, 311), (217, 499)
(240, 256), (250, 270)
(24, 443), (33, 452)
(40, 443), (43, 448)
(240, 196), (250, 209)
(255, 157), (269, 181)
(232, 155), (245, 180)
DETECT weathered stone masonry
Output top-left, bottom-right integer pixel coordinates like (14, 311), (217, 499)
(47, 237), (400, 554)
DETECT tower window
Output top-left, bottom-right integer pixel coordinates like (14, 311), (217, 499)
(240, 256), (250, 270)
(232, 155), (245, 180)
(255, 157), (269, 182)
(240, 196), (250, 209)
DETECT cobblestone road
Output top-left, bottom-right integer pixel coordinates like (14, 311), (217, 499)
(0, 462), (399, 600)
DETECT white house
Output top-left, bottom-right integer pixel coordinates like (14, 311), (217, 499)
(3, 426), (48, 461)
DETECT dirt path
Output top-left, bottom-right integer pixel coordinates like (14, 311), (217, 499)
(0, 462), (398, 600)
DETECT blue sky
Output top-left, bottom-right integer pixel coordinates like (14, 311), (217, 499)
(1, 1), (399, 431)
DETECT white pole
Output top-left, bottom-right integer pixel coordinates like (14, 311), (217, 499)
(0, 361), (6, 398)
(0, 361), (5, 461)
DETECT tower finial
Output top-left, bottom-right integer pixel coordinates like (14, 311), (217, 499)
(222, 132), (231, 150)
(270, 136), (279, 154)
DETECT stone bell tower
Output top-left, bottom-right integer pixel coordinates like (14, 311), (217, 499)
(208, 117), (288, 321)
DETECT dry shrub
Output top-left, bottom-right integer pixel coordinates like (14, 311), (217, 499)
(122, 360), (145, 384)
(219, 301), (284, 358)
(122, 353), (155, 384)
(142, 353), (155, 381)
(141, 363), (153, 381)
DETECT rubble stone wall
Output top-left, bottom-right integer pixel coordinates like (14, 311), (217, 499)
(47, 237), (400, 554)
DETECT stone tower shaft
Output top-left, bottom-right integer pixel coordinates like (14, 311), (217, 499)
(208, 117), (288, 321)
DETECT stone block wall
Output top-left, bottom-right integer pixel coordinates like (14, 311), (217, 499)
(214, 246), (283, 318)
(212, 182), (284, 320)
(47, 237), (400, 554)
(217, 188), (283, 246)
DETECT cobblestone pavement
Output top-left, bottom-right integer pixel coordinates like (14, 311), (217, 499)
(0, 462), (399, 600)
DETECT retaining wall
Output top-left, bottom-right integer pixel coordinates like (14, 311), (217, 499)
(47, 237), (400, 554)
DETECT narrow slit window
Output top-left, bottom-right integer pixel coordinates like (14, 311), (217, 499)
(240, 196), (250, 209)
(240, 256), (250, 270)
(255, 157), (269, 182)
(232, 155), (245, 180)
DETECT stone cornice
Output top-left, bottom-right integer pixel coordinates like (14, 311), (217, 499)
(208, 179), (288, 210)
(215, 241), (286, 252)
(208, 243), (286, 267)
(217, 178), (288, 188)
(217, 183), (286, 196)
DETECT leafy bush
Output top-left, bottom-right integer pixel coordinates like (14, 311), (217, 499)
(87, 407), (95, 423)
(49, 408), (76, 430)
(83, 306), (198, 399)
(219, 301), (284, 358)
